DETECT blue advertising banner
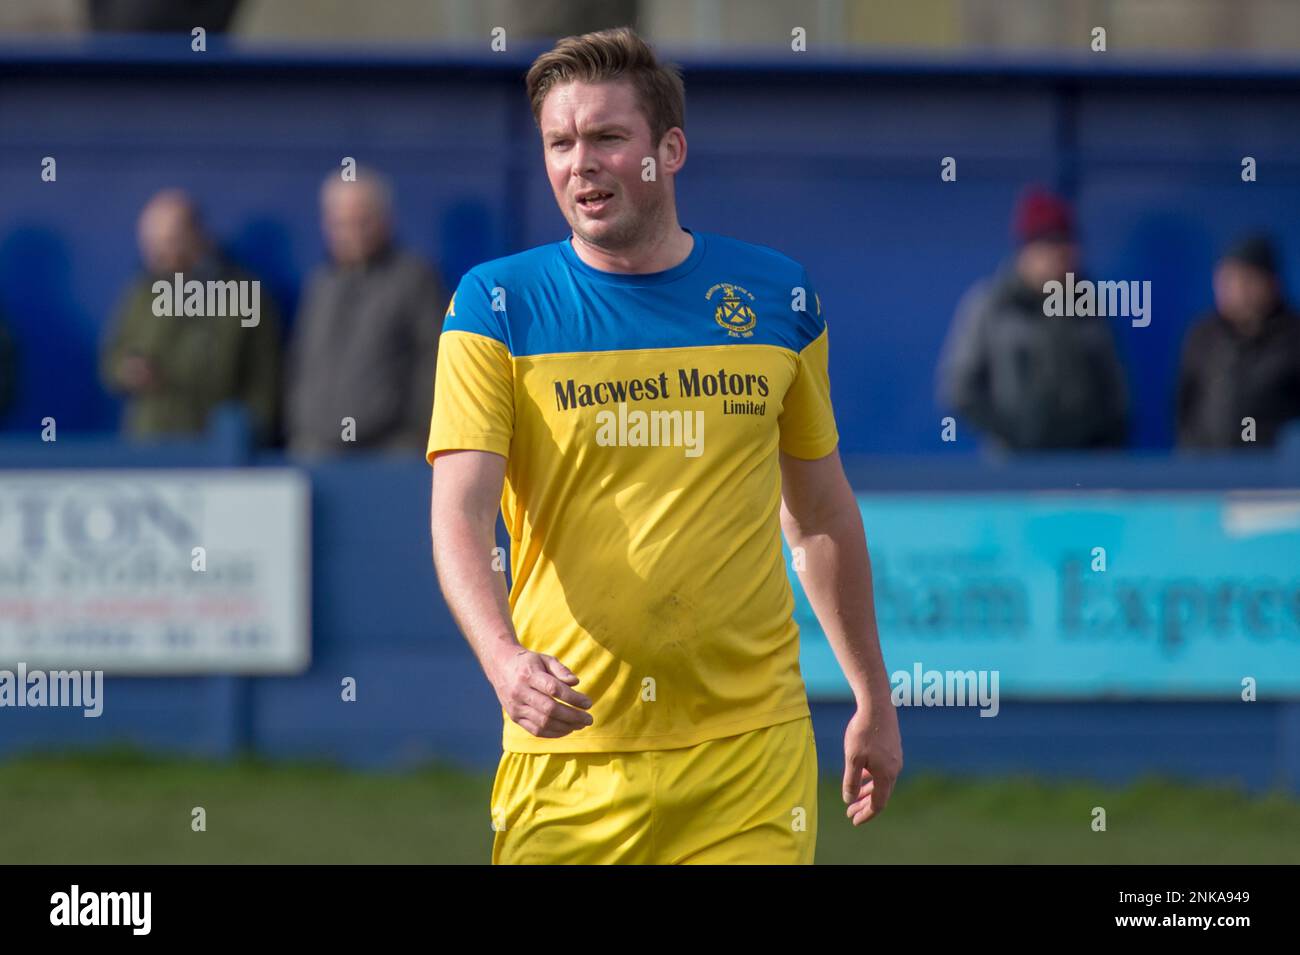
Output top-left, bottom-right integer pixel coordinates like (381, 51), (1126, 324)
(794, 491), (1300, 699)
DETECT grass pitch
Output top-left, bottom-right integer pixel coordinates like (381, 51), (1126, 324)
(1, 749), (1296, 864)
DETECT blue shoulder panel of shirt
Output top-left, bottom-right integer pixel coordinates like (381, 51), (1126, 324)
(441, 229), (827, 358)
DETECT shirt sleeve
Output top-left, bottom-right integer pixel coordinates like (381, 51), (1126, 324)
(778, 270), (839, 459)
(426, 272), (514, 465)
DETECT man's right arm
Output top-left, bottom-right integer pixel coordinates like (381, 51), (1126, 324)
(1174, 323), (1205, 448)
(938, 284), (1003, 441)
(101, 283), (155, 395)
(430, 449), (593, 738)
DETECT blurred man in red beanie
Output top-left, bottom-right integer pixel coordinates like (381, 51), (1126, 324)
(937, 184), (1128, 451)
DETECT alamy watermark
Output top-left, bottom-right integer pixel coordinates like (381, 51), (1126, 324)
(0, 663), (103, 717)
(1043, 272), (1150, 327)
(595, 404), (704, 458)
(151, 272), (261, 327)
(890, 662), (1000, 717)
(50, 885), (150, 935)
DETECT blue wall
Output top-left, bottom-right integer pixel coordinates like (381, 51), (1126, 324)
(3, 40), (1300, 451)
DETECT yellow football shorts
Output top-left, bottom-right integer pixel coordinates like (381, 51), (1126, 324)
(490, 715), (818, 864)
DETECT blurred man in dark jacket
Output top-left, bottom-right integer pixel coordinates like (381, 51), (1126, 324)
(1176, 234), (1300, 450)
(0, 308), (16, 422)
(938, 186), (1128, 451)
(285, 168), (447, 456)
(101, 189), (282, 443)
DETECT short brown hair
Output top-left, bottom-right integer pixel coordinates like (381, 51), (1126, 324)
(525, 26), (685, 147)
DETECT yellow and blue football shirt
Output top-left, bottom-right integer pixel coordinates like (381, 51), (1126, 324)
(427, 228), (838, 754)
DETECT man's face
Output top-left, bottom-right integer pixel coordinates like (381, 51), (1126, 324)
(1017, 238), (1078, 291)
(322, 181), (389, 267)
(1214, 259), (1278, 329)
(539, 79), (673, 252)
(138, 198), (202, 275)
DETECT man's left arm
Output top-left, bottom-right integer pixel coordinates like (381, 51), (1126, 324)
(1090, 322), (1129, 449)
(236, 285), (282, 447)
(780, 447), (902, 825)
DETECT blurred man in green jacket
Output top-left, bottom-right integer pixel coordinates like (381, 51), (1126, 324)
(101, 189), (281, 443)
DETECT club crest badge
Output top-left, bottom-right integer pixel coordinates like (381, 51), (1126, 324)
(707, 282), (757, 338)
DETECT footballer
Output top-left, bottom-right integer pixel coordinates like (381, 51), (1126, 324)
(428, 26), (901, 864)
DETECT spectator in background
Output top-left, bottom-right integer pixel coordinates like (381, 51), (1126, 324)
(937, 185), (1127, 451)
(285, 169), (447, 456)
(101, 188), (282, 443)
(1176, 234), (1300, 450)
(87, 0), (241, 33)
